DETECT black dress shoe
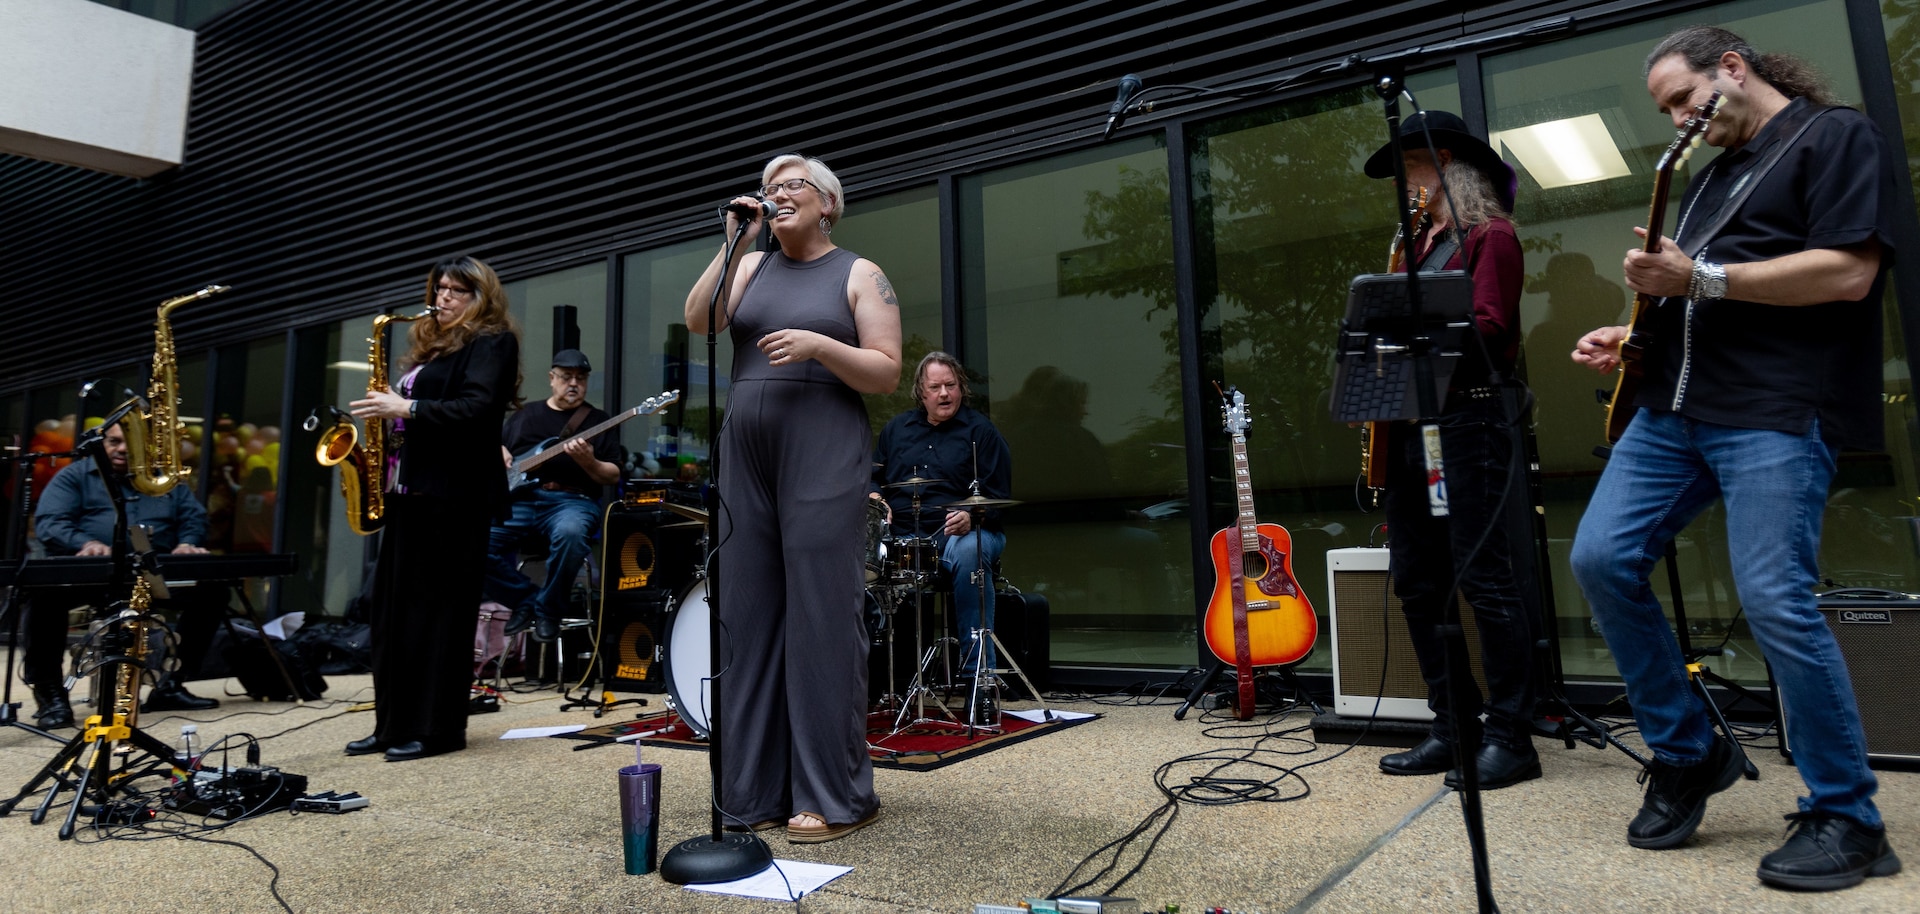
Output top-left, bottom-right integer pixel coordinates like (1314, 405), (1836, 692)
(1756, 811), (1903, 891)
(503, 608), (534, 637)
(1627, 735), (1742, 849)
(344, 735), (390, 756)
(533, 617), (559, 643)
(142, 683), (220, 713)
(1381, 735), (1455, 776)
(384, 739), (465, 762)
(1445, 741), (1542, 791)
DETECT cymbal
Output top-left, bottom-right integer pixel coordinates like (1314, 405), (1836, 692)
(944, 494), (1021, 509)
(663, 502), (708, 522)
(884, 475), (944, 490)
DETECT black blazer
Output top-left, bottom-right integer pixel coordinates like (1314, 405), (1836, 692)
(398, 329), (519, 509)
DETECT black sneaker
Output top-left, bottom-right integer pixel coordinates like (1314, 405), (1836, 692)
(1627, 735), (1742, 849)
(1756, 812), (1902, 891)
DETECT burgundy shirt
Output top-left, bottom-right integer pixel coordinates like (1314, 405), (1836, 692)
(1401, 216), (1524, 385)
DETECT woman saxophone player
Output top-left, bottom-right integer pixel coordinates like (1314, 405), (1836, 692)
(346, 255), (521, 762)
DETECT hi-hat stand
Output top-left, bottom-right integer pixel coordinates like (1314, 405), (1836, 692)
(948, 488), (1052, 738)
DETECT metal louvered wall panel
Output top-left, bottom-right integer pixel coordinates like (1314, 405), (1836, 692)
(0, 0), (1585, 391)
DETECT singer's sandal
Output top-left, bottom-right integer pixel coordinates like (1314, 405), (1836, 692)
(787, 808), (881, 844)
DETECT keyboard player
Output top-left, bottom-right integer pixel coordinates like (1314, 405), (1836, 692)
(23, 421), (223, 728)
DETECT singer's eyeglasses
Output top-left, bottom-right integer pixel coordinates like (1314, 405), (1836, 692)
(758, 177), (821, 198)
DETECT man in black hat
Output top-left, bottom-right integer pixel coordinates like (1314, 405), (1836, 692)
(1361, 110), (1538, 790)
(484, 349), (621, 643)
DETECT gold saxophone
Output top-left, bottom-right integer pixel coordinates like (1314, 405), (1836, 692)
(120, 284), (231, 496)
(316, 307), (435, 535)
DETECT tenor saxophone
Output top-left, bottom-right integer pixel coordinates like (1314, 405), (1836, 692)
(121, 284), (231, 496)
(316, 307), (435, 535)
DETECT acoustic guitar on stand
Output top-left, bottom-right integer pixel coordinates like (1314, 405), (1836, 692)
(1204, 386), (1318, 719)
(1604, 91), (1722, 443)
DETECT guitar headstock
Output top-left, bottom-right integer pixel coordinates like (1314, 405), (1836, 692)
(1659, 90), (1724, 171)
(638, 389), (682, 415)
(1221, 386), (1250, 438)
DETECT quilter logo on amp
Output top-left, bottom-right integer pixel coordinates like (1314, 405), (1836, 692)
(1839, 609), (1894, 624)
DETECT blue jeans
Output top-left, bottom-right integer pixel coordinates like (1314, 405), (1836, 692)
(942, 528), (1006, 674)
(483, 489), (599, 622)
(1571, 409), (1880, 827)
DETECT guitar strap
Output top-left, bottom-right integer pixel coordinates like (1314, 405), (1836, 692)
(559, 404), (591, 440)
(1415, 230), (1461, 274)
(1678, 103), (1835, 259)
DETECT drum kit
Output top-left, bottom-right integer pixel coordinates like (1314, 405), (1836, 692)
(651, 476), (1050, 741)
(868, 475), (1052, 737)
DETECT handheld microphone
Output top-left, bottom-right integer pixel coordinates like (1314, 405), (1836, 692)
(1102, 74), (1142, 141)
(718, 198), (778, 222)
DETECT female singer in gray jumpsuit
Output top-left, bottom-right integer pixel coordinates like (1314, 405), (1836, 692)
(684, 154), (902, 843)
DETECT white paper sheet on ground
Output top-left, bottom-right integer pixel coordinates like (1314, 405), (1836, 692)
(684, 860), (853, 900)
(262, 611), (304, 640)
(1005, 708), (1093, 723)
(499, 725), (586, 739)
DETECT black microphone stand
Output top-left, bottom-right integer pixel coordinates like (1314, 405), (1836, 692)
(0, 444), (77, 743)
(1373, 70), (1496, 914)
(659, 212), (774, 885)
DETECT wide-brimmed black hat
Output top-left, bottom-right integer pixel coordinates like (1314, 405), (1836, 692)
(1363, 109), (1517, 212)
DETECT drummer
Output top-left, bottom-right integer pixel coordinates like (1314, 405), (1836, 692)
(869, 352), (1013, 698)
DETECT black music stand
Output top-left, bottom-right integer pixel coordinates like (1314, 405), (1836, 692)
(1330, 271), (1476, 425)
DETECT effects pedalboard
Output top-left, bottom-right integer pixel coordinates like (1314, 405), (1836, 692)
(164, 765), (309, 820)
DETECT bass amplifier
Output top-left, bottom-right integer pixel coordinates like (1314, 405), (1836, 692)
(597, 504), (702, 693)
(1327, 547), (1483, 720)
(1779, 591), (1920, 765)
(600, 589), (671, 693)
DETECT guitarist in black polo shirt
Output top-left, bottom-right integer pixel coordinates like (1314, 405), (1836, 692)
(484, 349), (621, 643)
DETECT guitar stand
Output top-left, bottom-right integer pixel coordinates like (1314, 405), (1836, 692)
(1173, 660), (1323, 720)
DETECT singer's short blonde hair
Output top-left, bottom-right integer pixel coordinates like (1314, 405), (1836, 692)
(763, 153), (845, 226)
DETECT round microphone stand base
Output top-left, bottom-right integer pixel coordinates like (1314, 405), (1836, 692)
(659, 832), (774, 885)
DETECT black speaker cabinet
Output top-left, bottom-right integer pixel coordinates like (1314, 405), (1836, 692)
(1778, 593), (1920, 765)
(601, 503), (701, 599)
(1327, 547), (1483, 720)
(997, 591), (1050, 692)
(601, 590), (671, 693)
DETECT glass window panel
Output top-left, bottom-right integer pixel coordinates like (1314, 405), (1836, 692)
(282, 317), (377, 619)
(623, 240), (733, 485)
(505, 262), (609, 409)
(1484, 0), (1902, 685)
(1189, 72), (1460, 675)
(959, 137), (1194, 668)
(829, 184), (944, 436)
(202, 336), (287, 556)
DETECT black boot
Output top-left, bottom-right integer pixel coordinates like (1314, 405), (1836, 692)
(1381, 734), (1455, 776)
(142, 678), (219, 713)
(32, 684), (74, 729)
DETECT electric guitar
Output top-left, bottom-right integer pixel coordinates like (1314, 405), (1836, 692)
(1605, 91), (1722, 443)
(506, 389), (680, 493)
(1363, 187), (1431, 501)
(1204, 387), (1318, 719)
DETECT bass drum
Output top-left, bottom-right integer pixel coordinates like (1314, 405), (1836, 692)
(664, 579), (713, 738)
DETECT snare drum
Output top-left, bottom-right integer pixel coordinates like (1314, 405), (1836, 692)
(889, 536), (942, 579)
(664, 579), (712, 738)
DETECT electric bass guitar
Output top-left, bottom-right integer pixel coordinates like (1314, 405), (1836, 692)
(1204, 387), (1318, 718)
(506, 389), (681, 493)
(1605, 91), (1722, 443)
(1363, 187), (1430, 502)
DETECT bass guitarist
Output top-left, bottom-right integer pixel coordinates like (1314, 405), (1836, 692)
(1362, 110), (1538, 790)
(485, 348), (621, 643)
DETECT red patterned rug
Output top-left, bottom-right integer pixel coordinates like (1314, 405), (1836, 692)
(555, 708), (1096, 771)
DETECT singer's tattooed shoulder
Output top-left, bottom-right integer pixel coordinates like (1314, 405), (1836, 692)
(872, 271), (898, 306)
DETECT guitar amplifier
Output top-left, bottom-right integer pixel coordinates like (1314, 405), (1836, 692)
(1778, 591), (1920, 765)
(600, 589), (672, 693)
(1327, 547), (1484, 720)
